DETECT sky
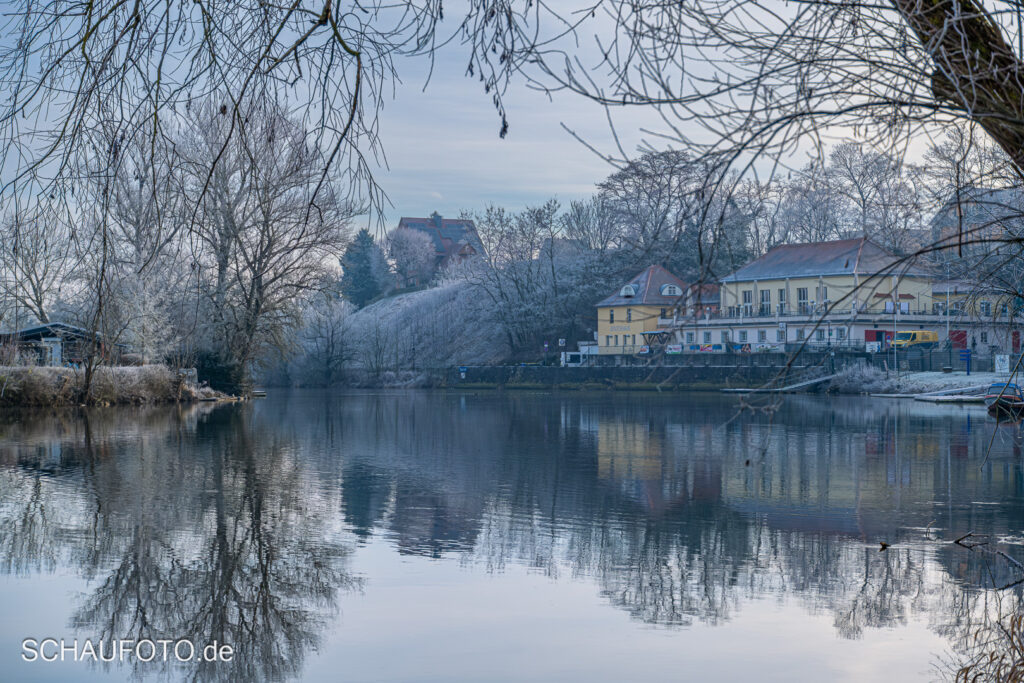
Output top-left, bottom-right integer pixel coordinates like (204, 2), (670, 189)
(371, 44), (663, 229)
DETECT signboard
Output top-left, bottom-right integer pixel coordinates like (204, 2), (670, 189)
(960, 348), (972, 375)
(865, 341), (881, 353)
(558, 338), (566, 347)
(666, 344), (683, 354)
(996, 354), (1010, 373)
(639, 345), (650, 354)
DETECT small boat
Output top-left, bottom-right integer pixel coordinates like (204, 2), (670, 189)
(985, 383), (1024, 415)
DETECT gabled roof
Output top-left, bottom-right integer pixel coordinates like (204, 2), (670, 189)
(597, 265), (687, 307)
(720, 238), (931, 282)
(397, 213), (486, 260)
(1, 321), (94, 339)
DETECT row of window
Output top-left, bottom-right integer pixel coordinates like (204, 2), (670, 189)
(608, 308), (671, 323)
(603, 334), (641, 346)
(684, 327), (848, 344)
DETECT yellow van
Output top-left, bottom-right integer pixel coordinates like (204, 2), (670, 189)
(892, 330), (939, 349)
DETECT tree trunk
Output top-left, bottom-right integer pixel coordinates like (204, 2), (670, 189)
(894, 0), (1024, 176)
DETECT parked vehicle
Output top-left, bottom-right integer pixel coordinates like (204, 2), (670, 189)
(891, 330), (939, 350)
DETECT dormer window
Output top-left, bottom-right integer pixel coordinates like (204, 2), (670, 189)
(660, 284), (681, 297)
(620, 284), (637, 297)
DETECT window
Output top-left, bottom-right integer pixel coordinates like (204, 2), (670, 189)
(609, 310), (614, 323)
(778, 288), (787, 314)
(816, 329), (825, 341)
(686, 332), (695, 343)
(797, 288), (809, 313)
(1002, 303), (1010, 316)
(776, 329), (785, 342)
(818, 286), (828, 303)
(760, 290), (771, 315)
(626, 309), (632, 323)
(605, 335), (612, 346)
(981, 301), (992, 316)
(837, 328), (846, 340)
(721, 331), (730, 343)
(742, 290), (753, 315)
(739, 331), (748, 343)
(620, 284), (637, 297)
(703, 331), (712, 343)
(758, 329), (767, 342)
(981, 331), (989, 343)
(660, 284), (681, 296)
(614, 335), (619, 346)
(797, 329), (805, 340)
(660, 308), (667, 318)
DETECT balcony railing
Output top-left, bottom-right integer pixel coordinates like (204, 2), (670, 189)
(679, 307), (1018, 323)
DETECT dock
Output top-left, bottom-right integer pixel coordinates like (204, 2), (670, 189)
(722, 374), (837, 394)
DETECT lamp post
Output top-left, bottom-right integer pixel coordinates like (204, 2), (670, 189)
(946, 261), (951, 368)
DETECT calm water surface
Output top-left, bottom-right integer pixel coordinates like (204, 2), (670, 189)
(1, 390), (1023, 682)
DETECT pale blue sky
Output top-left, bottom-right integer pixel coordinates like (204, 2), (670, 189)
(373, 50), (661, 228)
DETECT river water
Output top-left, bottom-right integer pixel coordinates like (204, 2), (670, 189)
(1, 390), (1023, 682)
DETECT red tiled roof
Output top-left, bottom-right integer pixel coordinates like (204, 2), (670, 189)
(397, 213), (486, 261)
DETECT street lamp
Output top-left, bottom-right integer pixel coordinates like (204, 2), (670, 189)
(892, 290), (898, 376)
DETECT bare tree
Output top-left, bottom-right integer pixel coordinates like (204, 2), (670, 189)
(180, 99), (354, 392)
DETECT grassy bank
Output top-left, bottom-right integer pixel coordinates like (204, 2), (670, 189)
(0, 365), (223, 406)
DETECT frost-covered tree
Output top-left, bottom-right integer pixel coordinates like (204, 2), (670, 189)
(0, 204), (75, 326)
(387, 228), (435, 289)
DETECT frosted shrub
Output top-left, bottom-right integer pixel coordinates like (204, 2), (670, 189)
(829, 364), (899, 394)
(0, 364), (218, 405)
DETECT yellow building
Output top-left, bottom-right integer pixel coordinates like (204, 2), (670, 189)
(596, 265), (687, 355)
(718, 238), (935, 318)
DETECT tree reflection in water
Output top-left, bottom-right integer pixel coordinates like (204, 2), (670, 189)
(0, 403), (360, 682)
(1, 391), (1024, 681)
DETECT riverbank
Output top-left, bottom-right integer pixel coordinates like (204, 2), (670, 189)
(828, 365), (1010, 395)
(326, 364), (821, 391)
(0, 365), (225, 406)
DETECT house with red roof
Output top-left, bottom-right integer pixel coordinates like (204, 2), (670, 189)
(396, 212), (486, 278)
(596, 265), (687, 355)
